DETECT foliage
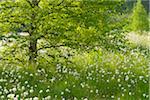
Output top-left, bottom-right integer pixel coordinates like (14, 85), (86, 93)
(0, 0), (126, 66)
(0, 0), (149, 99)
(130, 0), (149, 33)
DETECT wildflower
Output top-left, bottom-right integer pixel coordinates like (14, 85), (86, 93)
(21, 86), (25, 90)
(7, 94), (15, 99)
(33, 97), (39, 100)
(39, 90), (43, 93)
(125, 75), (129, 81)
(30, 74), (33, 77)
(111, 95), (114, 98)
(129, 92), (132, 95)
(61, 92), (64, 95)
(46, 89), (50, 93)
(139, 76), (144, 80)
(117, 79), (121, 82)
(1, 95), (5, 99)
(45, 96), (51, 100)
(96, 89), (99, 94)
(143, 93), (146, 97)
(106, 80), (109, 83)
(23, 91), (29, 97)
(84, 98), (88, 100)
(29, 89), (34, 93)
(25, 81), (28, 84)
(12, 87), (17, 92)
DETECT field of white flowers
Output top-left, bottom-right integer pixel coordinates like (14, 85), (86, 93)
(0, 48), (149, 99)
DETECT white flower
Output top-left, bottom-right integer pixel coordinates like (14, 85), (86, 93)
(4, 88), (9, 94)
(23, 91), (29, 97)
(80, 83), (84, 88)
(25, 72), (28, 75)
(125, 75), (129, 81)
(84, 98), (88, 100)
(64, 81), (67, 84)
(34, 85), (37, 87)
(7, 94), (15, 98)
(106, 80), (109, 83)
(139, 76), (144, 80)
(117, 79), (121, 82)
(33, 97), (39, 100)
(46, 89), (50, 93)
(1, 95), (5, 99)
(74, 97), (77, 100)
(118, 84), (121, 87)
(65, 88), (70, 93)
(90, 90), (93, 93)
(12, 87), (17, 92)
(111, 95), (114, 98)
(62, 98), (65, 100)
(39, 90), (43, 93)
(129, 92), (132, 95)
(143, 93), (146, 97)
(18, 75), (21, 79)
(128, 84), (131, 87)
(27, 85), (30, 88)
(61, 92), (64, 95)
(25, 81), (28, 84)
(30, 89), (34, 93)
(37, 69), (41, 73)
(14, 97), (18, 100)
(21, 86), (25, 90)
(96, 89), (99, 94)
(0, 78), (7, 82)
(45, 96), (51, 100)
(30, 74), (33, 76)
(122, 93), (124, 96)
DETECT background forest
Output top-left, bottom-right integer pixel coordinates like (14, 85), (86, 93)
(0, 0), (149, 99)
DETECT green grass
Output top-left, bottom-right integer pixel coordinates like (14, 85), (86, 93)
(127, 32), (150, 49)
(0, 48), (149, 99)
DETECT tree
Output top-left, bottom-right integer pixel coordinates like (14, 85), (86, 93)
(130, 0), (149, 33)
(0, 0), (125, 67)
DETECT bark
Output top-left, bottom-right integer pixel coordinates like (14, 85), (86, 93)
(28, 0), (39, 67)
(29, 36), (37, 65)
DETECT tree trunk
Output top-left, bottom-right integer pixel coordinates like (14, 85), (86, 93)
(29, 34), (37, 67)
(28, 0), (39, 67)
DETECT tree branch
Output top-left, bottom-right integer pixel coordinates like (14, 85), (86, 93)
(56, 0), (64, 6)
(37, 44), (65, 51)
(25, 0), (33, 7)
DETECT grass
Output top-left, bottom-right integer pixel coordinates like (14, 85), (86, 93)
(127, 32), (150, 49)
(0, 30), (149, 99)
(0, 48), (149, 99)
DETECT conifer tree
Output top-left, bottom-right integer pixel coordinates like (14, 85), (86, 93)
(130, 0), (149, 33)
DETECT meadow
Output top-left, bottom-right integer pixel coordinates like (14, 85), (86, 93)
(0, 0), (149, 100)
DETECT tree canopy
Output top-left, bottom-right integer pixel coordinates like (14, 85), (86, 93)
(130, 0), (149, 33)
(0, 0), (125, 67)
